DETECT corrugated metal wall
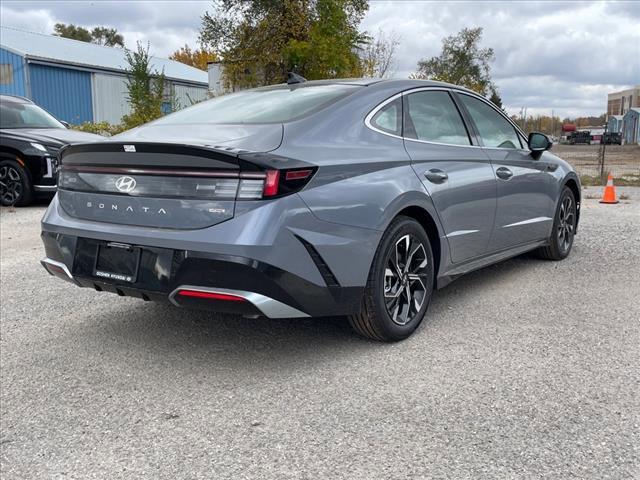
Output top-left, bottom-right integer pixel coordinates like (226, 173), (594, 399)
(0, 48), (26, 96)
(92, 73), (131, 124)
(607, 116), (623, 134)
(15, 61), (206, 124)
(208, 63), (226, 96)
(30, 64), (93, 124)
(174, 84), (208, 109)
(622, 111), (639, 144)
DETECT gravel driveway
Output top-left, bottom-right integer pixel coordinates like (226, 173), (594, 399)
(1, 188), (638, 479)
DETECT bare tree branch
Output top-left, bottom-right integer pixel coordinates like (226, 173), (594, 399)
(360, 29), (400, 78)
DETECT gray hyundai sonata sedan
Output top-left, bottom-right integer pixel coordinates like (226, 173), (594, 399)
(41, 78), (580, 341)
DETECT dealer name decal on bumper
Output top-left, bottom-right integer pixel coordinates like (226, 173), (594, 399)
(95, 270), (134, 282)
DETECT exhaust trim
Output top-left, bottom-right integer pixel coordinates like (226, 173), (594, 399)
(41, 257), (78, 285)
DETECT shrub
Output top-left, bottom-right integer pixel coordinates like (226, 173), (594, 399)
(72, 121), (127, 137)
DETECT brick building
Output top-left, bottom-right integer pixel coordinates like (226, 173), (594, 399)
(607, 86), (640, 116)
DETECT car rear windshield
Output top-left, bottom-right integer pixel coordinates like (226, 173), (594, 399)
(0, 102), (64, 129)
(153, 84), (361, 125)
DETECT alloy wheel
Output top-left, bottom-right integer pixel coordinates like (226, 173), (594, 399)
(0, 166), (23, 206)
(383, 234), (430, 326)
(557, 195), (575, 253)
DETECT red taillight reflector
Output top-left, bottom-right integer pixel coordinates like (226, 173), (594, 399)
(285, 169), (313, 181)
(177, 290), (246, 302)
(263, 169), (280, 197)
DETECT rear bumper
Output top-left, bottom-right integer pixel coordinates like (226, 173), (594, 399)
(40, 193), (379, 317)
(40, 231), (363, 318)
(41, 254), (307, 317)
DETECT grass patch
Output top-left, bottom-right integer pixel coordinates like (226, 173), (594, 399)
(580, 173), (640, 187)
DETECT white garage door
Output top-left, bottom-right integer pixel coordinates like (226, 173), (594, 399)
(92, 73), (131, 124)
(174, 84), (208, 110)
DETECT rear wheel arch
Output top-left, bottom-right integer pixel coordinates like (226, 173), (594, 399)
(391, 206), (442, 286)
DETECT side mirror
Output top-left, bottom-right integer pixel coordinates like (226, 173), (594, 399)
(60, 120), (70, 129)
(528, 132), (552, 153)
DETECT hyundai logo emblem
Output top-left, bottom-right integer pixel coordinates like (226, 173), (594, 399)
(115, 176), (137, 193)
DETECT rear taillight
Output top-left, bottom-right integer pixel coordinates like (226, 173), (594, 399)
(238, 167), (315, 200)
(236, 178), (264, 199)
(285, 169), (313, 181)
(263, 170), (280, 197)
(58, 165), (315, 201)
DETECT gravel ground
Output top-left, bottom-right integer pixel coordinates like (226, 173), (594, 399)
(1, 188), (639, 479)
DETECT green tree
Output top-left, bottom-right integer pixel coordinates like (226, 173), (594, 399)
(53, 23), (124, 47)
(412, 27), (497, 97)
(199, 0), (369, 88)
(90, 26), (125, 47)
(53, 23), (92, 42)
(489, 89), (503, 109)
(121, 42), (166, 129)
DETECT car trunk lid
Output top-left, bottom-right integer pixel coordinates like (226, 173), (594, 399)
(57, 140), (274, 230)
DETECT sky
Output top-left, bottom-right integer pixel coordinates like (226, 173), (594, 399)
(1, 0), (639, 118)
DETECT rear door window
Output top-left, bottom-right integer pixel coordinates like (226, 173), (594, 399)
(403, 90), (471, 145)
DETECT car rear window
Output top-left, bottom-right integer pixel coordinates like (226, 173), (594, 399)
(153, 84), (361, 125)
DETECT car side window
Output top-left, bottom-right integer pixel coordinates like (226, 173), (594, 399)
(370, 97), (402, 136)
(20, 107), (41, 125)
(403, 91), (471, 145)
(459, 94), (522, 149)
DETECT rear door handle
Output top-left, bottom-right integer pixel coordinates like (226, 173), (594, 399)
(495, 167), (513, 180)
(424, 169), (448, 184)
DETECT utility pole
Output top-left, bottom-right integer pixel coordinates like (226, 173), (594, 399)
(597, 122), (608, 181)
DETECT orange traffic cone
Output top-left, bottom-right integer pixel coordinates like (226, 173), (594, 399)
(599, 174), (619, 204)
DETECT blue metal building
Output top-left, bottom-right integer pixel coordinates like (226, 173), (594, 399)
(622, 108), (640, 145)
(0, 26), (208, 124)
(606, 115), (623, 134)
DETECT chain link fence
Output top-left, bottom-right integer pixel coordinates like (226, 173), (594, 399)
(551, 144), (640, 185)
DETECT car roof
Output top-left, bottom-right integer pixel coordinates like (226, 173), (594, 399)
(295, 78), (385, 86)
(263, 78), (480, 95)
(371, 78), (482, 94)
(0, 94), (33, 105)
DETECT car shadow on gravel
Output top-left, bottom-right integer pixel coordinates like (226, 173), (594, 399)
(429, 253), (543, 305)
(61, 305), (374, 372)
(58, 253), (547, 369)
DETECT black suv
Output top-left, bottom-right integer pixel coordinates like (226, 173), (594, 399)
(603, 132), (622, 145)
(568, 130), (591, 145)
(0, 95), (103, 206)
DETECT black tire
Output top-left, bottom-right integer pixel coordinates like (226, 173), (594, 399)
(0, 159), (33, 207)
(537, 186), (576, 261)
(349, 216), (435, 342)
